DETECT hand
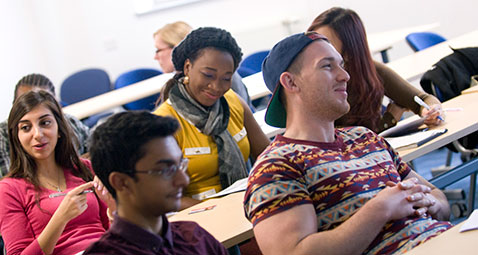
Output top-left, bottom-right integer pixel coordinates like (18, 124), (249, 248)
(54, 182), (94, 222)
(93, 176), (116, 211)
(421, 104), (445, 126)
(386, 178), (436, 217)
(375, 178), (429, 220)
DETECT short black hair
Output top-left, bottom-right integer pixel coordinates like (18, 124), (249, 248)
(172, 27), (243, 72)
(89, 111), (179, 199)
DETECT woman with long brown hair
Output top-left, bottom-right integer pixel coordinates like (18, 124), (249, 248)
(0, 90), (112, 255)
(308, 7), (444, 133)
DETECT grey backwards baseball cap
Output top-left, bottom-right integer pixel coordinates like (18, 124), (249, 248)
(262, 32), (328, 128)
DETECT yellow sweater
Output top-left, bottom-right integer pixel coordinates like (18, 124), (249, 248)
(153, 89), (250, 199)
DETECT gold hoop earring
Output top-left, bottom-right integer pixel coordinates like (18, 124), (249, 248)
(183, 76), (189, 85)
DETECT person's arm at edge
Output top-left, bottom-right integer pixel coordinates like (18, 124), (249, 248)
(375, 61), (441, 114)
(239, 97), (270, 159)
(376, 61), (443, 125)
(0, 122), (10, 177)
(65, 114), (90, 155)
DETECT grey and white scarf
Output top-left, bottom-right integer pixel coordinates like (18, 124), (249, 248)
(169, 78), (247, 189)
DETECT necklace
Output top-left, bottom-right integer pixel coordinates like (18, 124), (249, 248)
(43, 179), (62, 192)
(41, 169), (62, 192)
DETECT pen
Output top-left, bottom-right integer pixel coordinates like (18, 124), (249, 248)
(416, 129), (447, 147)
(49, 189), (93, 198)
(413, 96), (444, 122)
(188, 205), (216, 214)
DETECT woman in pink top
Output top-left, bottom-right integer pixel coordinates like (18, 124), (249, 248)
(0, 90), (112, 255)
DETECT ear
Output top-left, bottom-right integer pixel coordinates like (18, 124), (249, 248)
(109, 172), (133, 196)
(279, 72), (300, 93)
(183, 59), (192, 76)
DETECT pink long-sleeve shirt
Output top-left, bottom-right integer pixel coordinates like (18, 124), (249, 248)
(0, 159), (108, 255)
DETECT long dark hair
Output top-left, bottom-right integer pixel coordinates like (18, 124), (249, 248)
(6, 91), (93, 191)
(156, 27), (243, 106)
(308, 7), (384, 132)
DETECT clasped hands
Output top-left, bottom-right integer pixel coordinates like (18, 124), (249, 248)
(376, 177), (439, 221)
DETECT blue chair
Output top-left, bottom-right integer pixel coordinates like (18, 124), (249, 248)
(114, 68), (162, 111)
(406, 32), (446, 52)
(60, 68), (111, 105)
(60, 68), (112, 127)
(237, 50), (270, 77)
(237, 66), (257, 78)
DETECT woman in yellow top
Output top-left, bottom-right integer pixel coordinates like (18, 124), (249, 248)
(153, 27), (270, 209)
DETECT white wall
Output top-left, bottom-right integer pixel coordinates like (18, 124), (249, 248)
(1, 0), (476, 120)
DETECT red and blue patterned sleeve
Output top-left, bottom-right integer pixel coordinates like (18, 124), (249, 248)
(243, 140), (313, 226)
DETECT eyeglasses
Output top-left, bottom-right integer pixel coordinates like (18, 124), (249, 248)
(135, 158), (189, 180)
(155, 46), (173, 54)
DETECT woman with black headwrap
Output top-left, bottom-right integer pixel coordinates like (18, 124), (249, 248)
(154, 27), (270, 209)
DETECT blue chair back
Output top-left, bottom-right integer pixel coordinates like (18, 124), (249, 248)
(237, 66), (257, 78)
(238, 50), (270, 77)
(406, 32), (446, 52)
(114, 68), (162, 111)
(60, 68), (111, 105)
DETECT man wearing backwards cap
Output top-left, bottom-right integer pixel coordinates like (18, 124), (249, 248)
(243, 32), (452, 255)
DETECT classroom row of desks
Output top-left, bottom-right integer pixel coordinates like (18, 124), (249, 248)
(62, 29), (478, 142)
(61, 28), (478, 253)
(63, 28), (477, 121)
(169, 87), (478, 252)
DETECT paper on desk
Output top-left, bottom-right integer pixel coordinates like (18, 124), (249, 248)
(459, 209), (478, 232)
(379, 117), (425, 137)
(205, 177), (248, 199)
(385, 129), (447, 150)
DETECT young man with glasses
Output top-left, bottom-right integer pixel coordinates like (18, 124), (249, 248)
(84, 111), (227, 254)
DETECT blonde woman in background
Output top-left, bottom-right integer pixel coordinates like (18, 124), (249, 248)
(153, 21), (192, 73)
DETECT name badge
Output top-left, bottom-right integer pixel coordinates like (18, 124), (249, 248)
(185, 147), (211, 156)
(233, 127), (247, 142)
(192, 188), (217, 200)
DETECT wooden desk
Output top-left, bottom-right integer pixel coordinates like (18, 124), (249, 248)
(169, 191), (252, 248)
(396, 91), (478, 162)
(404, 222), (477, 255)
(387, 30), (478, 81)
(461, 84), (478, 95)
(63, 73), (174, 119)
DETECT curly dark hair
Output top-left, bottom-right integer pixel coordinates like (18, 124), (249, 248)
(172, 27), (242, 72)
(89, 111), (179, 199)
(158, 27), (243, 104)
